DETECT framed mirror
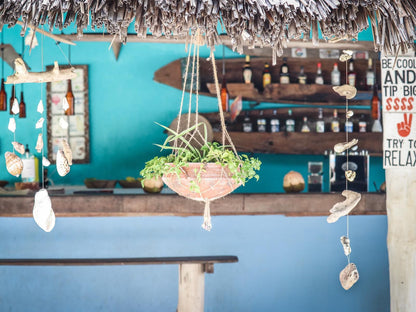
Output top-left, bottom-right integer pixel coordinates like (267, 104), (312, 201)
(46, 64), (90, 163)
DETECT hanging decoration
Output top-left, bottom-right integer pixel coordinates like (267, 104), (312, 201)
(140, 30), (261, 231)
(327, 50), (361, 290)
(18, 38), (26, 118)
(0, 31), (7, 111)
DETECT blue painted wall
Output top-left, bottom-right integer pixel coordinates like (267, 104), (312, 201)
(0, 25), (388, 311)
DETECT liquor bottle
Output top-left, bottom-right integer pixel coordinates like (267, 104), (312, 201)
(262, 62), (272, 90)
(65, 80), (75, 115)
(242, 111), (253, 133)
(285, 109), (295, 132)
(242, 55), (252, 84)
(270, 110), (280, 132)
(315, 62), (324, 85)
(358, 114), (367, 132)
(371, 84), (383, 132)
(331, 63), (341, 86)
(345, 119), (353, 133)
(366, 58), (375, 89)
(301, 116), (310, 132)
(220, 77), (229, 112)
(348, 60), (356, 87)
(0, 78), (7, 111)
(297, 66), (307, 84)
(279, 58), (290, 84)
(316, 108), (325, 133)
(331, 109), (340, 132)
(19, 91), (26, 118)
(257, 110), (267, 132)
(21, 144), (39, 183)
(9, 84), (16, 115)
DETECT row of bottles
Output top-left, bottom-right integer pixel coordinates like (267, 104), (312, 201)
(241, 107), (382, 133)
(0, 79), (75, 116)
(237, 56), (376, 88)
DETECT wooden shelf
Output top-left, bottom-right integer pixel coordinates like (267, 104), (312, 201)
(212, 132), (382, 156)
(0, 193), (385, 217)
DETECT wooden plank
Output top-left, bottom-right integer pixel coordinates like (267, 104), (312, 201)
(177, 264), (205, 312)
(0, 256), (239, 266)
(0, 193), (386, 217)
(212, 132), (382, 156)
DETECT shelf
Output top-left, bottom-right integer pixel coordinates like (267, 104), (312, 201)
(0, 193), (386, 217)
(206, 83), (372, 105)
(212, 132), (383, 156)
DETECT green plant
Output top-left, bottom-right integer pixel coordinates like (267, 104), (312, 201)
(140, 122), (261, 188)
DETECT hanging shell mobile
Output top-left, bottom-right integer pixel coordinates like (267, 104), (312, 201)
(61, 139), (73, 166)
(56, 150), (70, 177)
(327, 190), (361, 223)
(35, 133), (43, 153)
(5, 152), (24, 177)
(33, 189), (55, 232)
(12, 141), (25, 155)
(339, 263), (359, 290)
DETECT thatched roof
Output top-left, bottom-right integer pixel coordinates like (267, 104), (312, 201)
(1, 0), (415, 55)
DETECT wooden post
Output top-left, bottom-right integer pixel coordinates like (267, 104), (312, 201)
(177, 263), (205, 312)
(386, 168), (416, 311)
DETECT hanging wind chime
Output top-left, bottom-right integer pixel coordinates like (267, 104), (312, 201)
(0, 32), (7, 111)
(328, 50), (362, 290)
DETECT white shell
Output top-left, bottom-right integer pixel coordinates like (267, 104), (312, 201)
(339, 50), (353, 62)
(11, 98), (19, 115)
(35, 117), (44, 129)
(62, 97), (69, 111)
(340, 236), (351, 256)
(327, 190), (361, 223)
(334, 138), (358, 153)
(8, 117), (16, 133)
(35, 133), (43, 153)
(12, 141), (25, 154)
(42, 156), (51, 167)
(56, 150), (70, 177)
(339, 263), (359, 290)
(333, 85), (357, 100)
(25, 28), (38, 49)
(346, 110), (354, 118)
(37, 99), (44, 114)
(5, 151), (23, 177)
(62, 139), (73, 166)
(33, 189), (55, 232)
(59, 117), (69, 129)
(345, 170), (356, 182)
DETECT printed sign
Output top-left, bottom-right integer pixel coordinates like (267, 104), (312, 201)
(382, 56), (416, 168)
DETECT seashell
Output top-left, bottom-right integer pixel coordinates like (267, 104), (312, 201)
(33, 189), (55, 232)
(62, 97), (69, 111)
(340, 236), (351, 256)
(339, 263), (359, 290)
(37, 99), (44, 114)
(12, 141), (25, 154)
(61, 139), (73, 166)
(339, 50), (353, 62)
(35, 133), (43, 153)
(345, 170), (356, 182)
(42, 156), (50, 167)
(56, 150), (70, 177)
(59, 117), (68, 129)
(333, 85), (357, 100)
(11, 98), (19, 115)
(25, 28), (38, 49)
(35, 117), (44, 129)
(8, 117), (16, 133)
(334, 138), (358, 153)
(5, 152), (23, 177)
(327, 190), (361, 223)
(346, 110), (354, 119)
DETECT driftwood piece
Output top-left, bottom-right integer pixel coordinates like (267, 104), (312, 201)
(327, 190), (361, 223)
(6, 58), (76, 84)
(334, 138), (358, 153)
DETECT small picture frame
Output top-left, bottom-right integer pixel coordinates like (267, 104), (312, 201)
(46, 65), (90, 163)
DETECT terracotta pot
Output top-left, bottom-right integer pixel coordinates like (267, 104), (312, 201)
(162, 163), (240, 201)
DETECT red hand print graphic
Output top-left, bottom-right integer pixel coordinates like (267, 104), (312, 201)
(397, 113), (413, 137)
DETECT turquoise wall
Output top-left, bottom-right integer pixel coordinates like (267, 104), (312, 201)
(0, 26), (388, 311)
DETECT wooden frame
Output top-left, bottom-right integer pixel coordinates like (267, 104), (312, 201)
(46, 65), (90, 163)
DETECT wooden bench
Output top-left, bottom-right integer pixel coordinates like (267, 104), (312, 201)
(0, 255), (238, 312)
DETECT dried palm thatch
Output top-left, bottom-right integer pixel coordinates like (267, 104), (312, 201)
(0, 0), (415, 56)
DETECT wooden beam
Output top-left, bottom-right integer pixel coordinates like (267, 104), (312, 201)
(15, 21), (76, 46)
(0, 193), (386, 217)
(60, 33), (375, 51)
(0, 256), (238, 266)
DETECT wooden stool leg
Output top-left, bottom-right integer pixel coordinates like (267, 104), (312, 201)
(177, 263), (205, 312)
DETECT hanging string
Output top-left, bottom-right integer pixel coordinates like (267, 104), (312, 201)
(41, 33), (45, 190)
(55, 42), (72, 67)
(1, 31), (4, 79)
(345, 60), (350, 264)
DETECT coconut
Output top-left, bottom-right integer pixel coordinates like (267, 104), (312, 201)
(283, 171), (305, 193)
(142, 177), (164, 193)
